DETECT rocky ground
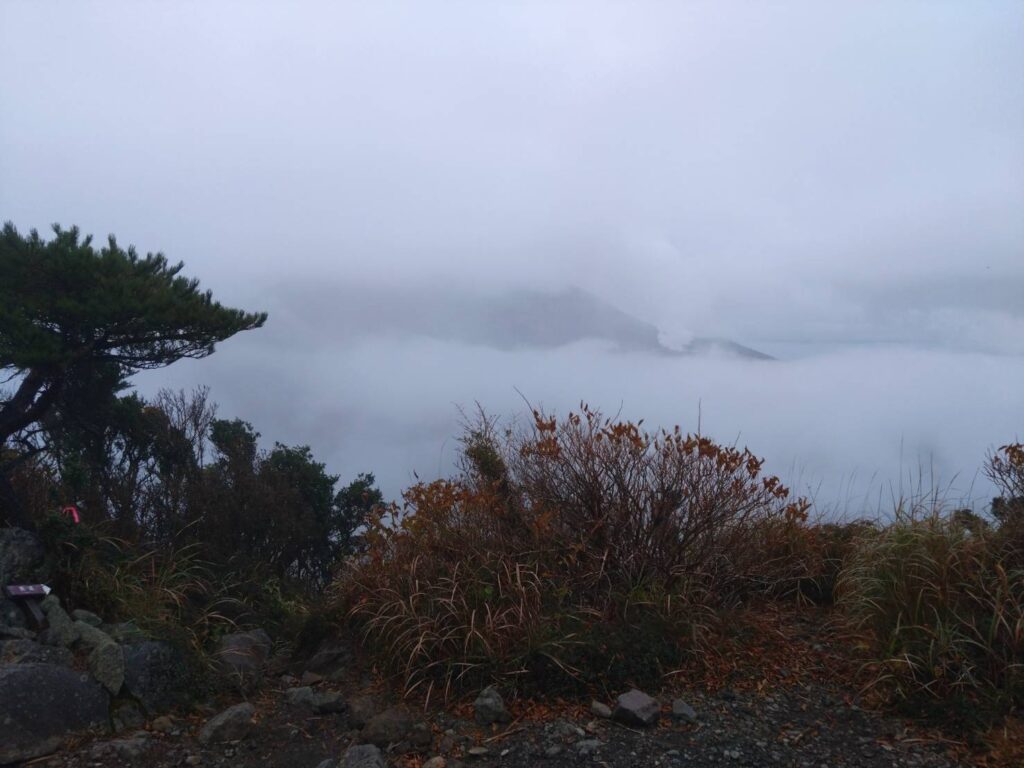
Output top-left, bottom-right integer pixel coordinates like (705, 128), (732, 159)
(0, 527), (977, 768)
(36, 675), (963, 768)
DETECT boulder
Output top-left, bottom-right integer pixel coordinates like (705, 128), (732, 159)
(590, 700), (612, 719)
(68, 620), (123, 694)
(71, 608), (104, 626)
(612, 688), (660, 727)
(0, 663), (109, 764)
(216, 628), (272, 691)
(0, 623), (35, 641)
(103, 621), (146, 643)
(74, 620), (116, 650)
(88, 639), (125, 694)
(1, 637), (73, 665)
(341, 744), (385, 768)
(0, 597), (28, 630)
(361, 705), (414, 746)
(473, 685), (511, 725)
(40, 594), (79, 647)
(198, 702), (256, 744)
(0, 527), (48, 585)
(122, 640), (190, 714)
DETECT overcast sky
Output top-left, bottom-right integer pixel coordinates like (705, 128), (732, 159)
(2, 1), (1022, 511)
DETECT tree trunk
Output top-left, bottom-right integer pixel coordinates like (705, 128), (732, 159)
(0, 369), (61, 447)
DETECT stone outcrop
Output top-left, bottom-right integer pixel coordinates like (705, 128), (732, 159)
(122, 640), (190, 714)
(0, 663), (110, 764)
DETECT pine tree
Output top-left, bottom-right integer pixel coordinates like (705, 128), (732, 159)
(0, 222), (266, 526)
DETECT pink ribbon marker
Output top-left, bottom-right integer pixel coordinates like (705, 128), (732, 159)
(61, 505), (80, 524)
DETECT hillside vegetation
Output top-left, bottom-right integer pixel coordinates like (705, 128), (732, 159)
(2, 224), (1022, 765)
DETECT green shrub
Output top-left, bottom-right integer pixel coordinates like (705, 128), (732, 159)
(38, 514), (241, 664)
(838, 507), (1024, 723)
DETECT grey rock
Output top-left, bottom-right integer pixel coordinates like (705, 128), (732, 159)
(361, 705), (414, 746)
(286, 685), (318, 708)
(0, 637), (73, 665)
(71, 608), (103, 626)
(216, 628), (272, 691)
(286, 685), (347, 714)
(423, 757), (447, 768)
(1, 597), (28, 629)
(0, 662), (110, 764)
(305, 641), (350, 675)
(341, 743), (385, 768)
(0, 527), (48, 585)
(612, 688), (660, 727)
(104, 621), (146, 643)
(88, 640), (125, 694)
(0, 623), (36, 640)
(473, 685), (511, 725)
(575, 739), (602, 756)
(590, 700), (612, 718)
(40, 594), (80, 647)
(313, 690), (347, 714)
(151, 715), (175, 733)
(122, 640), (190, 713)
(301, 670), (325, 685)
(315, 761), (337, 768)
(198, 702), (256, 744)
(671, 698), (698, 723)
(74, 619), (115, 650)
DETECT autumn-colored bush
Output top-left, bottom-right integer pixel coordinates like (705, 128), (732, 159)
(989, 442), (1024, 534)
(334, 405), (811, 698)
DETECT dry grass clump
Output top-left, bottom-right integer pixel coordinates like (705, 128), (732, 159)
(333, 405), (811, 699)
(838, 445), (1024, 722)
(40, 514), (241, 659)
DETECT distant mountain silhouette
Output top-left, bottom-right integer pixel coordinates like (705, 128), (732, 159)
(274, 283), (773, 360)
